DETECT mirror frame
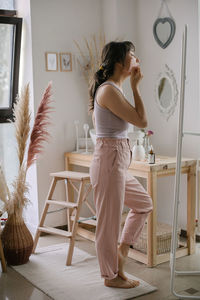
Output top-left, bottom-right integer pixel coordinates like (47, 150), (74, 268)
(153, 17), (176, 49)
(155, 64), (178, 121)
(0, 15), (22, 123)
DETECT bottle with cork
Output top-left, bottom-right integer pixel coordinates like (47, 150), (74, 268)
(148, 145), (155, 164)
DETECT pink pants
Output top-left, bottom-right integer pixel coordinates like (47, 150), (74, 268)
(89, 137), (153, 280)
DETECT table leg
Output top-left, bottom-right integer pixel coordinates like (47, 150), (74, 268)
(187, 163), (196, 254)
(65, 155), (74, 231)
(65, 155), (72, 172)
(147, 171), (157, 267)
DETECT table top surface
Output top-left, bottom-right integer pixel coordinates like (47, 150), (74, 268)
(65, 151), (197, 172)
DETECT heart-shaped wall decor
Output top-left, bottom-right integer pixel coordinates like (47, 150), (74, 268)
(153, 17), (176, 49)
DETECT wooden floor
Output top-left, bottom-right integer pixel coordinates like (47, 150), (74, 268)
(0, 234), (200, 300)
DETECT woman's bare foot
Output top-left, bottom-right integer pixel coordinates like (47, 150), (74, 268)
(119, 273), (140, 288)
(118, 247), (127, 280)
(118, 243), (131, 280)
(104, 275), (139, 289)
(117, 243), (140, 287)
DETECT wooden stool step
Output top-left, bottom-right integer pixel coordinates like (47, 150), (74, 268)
(50, 171), (90, 180)
(32, 170), (93, 266)
(38, 226), (72, 238)
(71, 216), (97, 226)
(46, 200), (78, 208)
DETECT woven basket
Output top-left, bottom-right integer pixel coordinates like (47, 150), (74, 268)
(133, 222), (181, 254)
(1, 213), (33, 265)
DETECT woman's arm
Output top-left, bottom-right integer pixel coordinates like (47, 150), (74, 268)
(130, 66), (147, 127)
(131, 86), (147, 128)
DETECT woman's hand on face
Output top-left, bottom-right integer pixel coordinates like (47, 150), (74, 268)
(130, 66), (143, 89)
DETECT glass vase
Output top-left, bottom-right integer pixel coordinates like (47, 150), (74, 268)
(143, 136), (150, 159)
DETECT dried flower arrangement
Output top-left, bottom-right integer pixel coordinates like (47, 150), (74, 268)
(74, 33), (106, 86)
(0, 82), (53, 265)
(0, 82), (53, 218)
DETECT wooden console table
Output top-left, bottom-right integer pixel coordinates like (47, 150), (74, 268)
(64, 151), (197, 267)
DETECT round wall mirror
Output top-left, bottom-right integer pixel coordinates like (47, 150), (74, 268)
(155, 64), (178, 121)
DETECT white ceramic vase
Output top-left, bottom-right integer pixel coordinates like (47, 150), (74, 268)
(132, 140), (145, 161)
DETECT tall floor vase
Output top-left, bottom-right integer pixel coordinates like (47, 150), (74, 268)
(1, 212), (33, 265)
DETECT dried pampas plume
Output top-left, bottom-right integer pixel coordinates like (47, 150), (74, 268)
(27, 81), (53, 169)
(10, 165), (29, 216)
(74, 33), (106, 86)
(14, 84), (31, 167)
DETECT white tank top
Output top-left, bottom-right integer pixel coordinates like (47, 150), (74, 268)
(94, 81), (129, 138)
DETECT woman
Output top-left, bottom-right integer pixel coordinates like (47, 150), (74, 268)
(89, 41), (153, 289)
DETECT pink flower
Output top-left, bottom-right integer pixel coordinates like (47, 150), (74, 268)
(147, 130), (154, 136)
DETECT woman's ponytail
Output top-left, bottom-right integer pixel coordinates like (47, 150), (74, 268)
(88, 67), (107, 113)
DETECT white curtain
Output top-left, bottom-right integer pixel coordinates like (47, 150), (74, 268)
(0, 0), (15, 9)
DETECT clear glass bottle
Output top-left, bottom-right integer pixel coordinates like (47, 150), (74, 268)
(148, 145), (155, 164)
(144, 135), (150, 159)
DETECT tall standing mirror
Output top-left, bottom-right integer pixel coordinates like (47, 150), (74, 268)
(0, 14), (22, 122)
(155, 64), (178, 121)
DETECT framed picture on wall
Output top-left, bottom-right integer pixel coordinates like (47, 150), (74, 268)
(60, 52), (72, 72)
(45, 52), (58, 71)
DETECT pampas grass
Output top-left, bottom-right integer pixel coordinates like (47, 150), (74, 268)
(27, 82), (53, 169)
(0, 82), (53, 219)
(14, 84), (31, 167)
(8, 165), (29, 217)
(74, 33), (106, 86)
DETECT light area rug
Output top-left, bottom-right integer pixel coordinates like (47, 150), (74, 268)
(12, 243), (157, 300)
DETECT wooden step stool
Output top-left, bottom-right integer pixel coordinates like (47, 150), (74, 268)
(32, 171), (93, 266)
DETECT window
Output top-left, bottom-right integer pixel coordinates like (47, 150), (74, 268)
(0, 11), (22, 122)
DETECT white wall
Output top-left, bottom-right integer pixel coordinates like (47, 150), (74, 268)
(30, 0), (104, 227)
(134, 0), (199, 229)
